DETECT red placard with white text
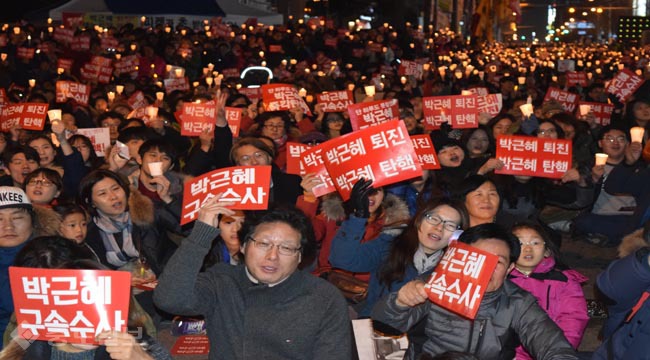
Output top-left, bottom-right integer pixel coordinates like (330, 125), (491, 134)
(606, 69), (645, 103)
(171, 335), (210, 355)
(543, 87), (579, 113)
(261, 84), (312, 116)
(577, 101), (614, 126)
(163, 78), (190, 95)
(322, 120), (422, 200)
(9, 267), (131, 345)
(238, 87), (261, 103)
(0, 103), (48, 132)
(476, 94), (503, 118)
(181, 166), (271, 225)
(225, 107), (242, 137)
(16, 47), (35, 61)
(410, 134), (441, 170)
(565, 72), (588, 87)
(398, 60), (424, 79)
(467, 87), (489, 97)
(286, 142), (311, 175)
(55, 81), (90, 106)
(179, 103), (217, 136)
(347, 99), (399, 131)
(57, 58), (74, 72)
(113, 55), (138, 78)
(422, 95), (479, 130)
(495, 135), (572, 179)
(424, 241), (498, 319)
(317, 90), (354, 112)
(300, 142), (336, 197)
(127, 91), (148, 110)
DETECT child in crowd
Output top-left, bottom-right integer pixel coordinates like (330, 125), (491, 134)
(508, 221), (589, 359)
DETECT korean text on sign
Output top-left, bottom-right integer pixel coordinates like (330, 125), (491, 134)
(261, 84), (312, 116)
(179, 102), (217, 136)
(300, 143), (337, 197)
(322, 120), (422, 200)
(347, 99), (399, 131)
(286, 142), (311, 175)
(410, 134), (441, 170)
(0, 102), (48, 132)
(495, 135), (572, 179)
(9, 267), (131, 345)
(606, 69), (645, 103)
(422, 95), (479, 130)
(181, 166), (272, 225)
(543, 87), (579, 113)
(424, 241), (498, 319)
(316, 90), (354, 112)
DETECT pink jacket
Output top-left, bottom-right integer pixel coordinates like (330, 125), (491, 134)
(509, 257), (589, 360)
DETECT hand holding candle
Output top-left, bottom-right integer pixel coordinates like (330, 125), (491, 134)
(630, 126), (645, 143)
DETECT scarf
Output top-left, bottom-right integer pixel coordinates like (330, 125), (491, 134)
(93, 210), (139, 268)
(413, 245), (444, 274)
(51, 346), (96, 360)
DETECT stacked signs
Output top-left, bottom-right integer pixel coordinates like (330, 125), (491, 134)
(262, 84), (312, 116)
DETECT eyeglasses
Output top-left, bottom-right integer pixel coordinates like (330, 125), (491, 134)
(248, 237), (301, 256)
(263, 124), (284, 130)
(603, 135), (627, 143)
(28, 179), (54, 187)
(238, 151), (268, 164)
(520, 240), (545, 247)
(538, 128), (557, 136)
(423, 213), (459, 232)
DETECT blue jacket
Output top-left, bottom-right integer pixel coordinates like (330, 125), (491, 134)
(328, 217), (413, 317)
(593, 247), (650, 359)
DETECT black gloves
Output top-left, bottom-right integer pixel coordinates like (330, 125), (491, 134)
(349, 178), (373, 218)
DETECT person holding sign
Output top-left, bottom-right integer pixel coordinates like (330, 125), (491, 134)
(1, 235), (172, 359)
(154, 196), (352, 359)
(371, 223), (579, 360)
(329, 197), (468, 319)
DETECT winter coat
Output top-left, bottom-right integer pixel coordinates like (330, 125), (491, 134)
(618, 226), (649, 258)
(85, 186), (177, 276)
(296, 192), (410, 280)
(508, 257), (589, 359)
(593, 247), (650, 359)
(372, 279), (579, 360)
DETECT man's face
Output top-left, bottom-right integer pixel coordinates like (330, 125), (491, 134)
(101, 117), (122, 141)
(7, 153), (39, 186)
(0, 207), (33, 247)
(241, 221), (302, 284)
(260, 116), (286, 141)
(234, 145), (272, 166)
(140, 147), (172, 177)
(599, 129), (627, 160)
(471, 238), (514, 292)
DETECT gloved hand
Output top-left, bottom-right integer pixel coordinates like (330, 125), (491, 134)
(348, 178), (373, 218)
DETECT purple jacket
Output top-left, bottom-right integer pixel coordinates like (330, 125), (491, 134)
(509, 257), (589, 360)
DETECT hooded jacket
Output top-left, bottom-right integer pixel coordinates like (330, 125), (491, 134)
(509, 257), (589, 359)
(296, 192), (410, 281)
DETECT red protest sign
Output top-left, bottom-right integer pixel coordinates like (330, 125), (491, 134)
(16, 47), (35, 61)
(55, 81), (91, 106)
(423, 95), (479, 130)
(179, 102), (217, 136)
(347, 99), (399, 131)
(543, 87), (579, 113)
(495, 135), (572, 179)
(53, 27), (74, 44)
(578, 101), (614, 126)
(322, 120), (422, 200)
(606, 69), (645, 103)
(565, 71), (588, 87)
(127, 91), (148, 110)
(171, 335), (210, 355)
(261, 84), (312, 116)
(163, 77), (190, 95)
(181, 166), (271, 225)
(424, 241), (498, 319)
(9, 266), (131, 345)
(398, 60), (424, 79)
(300, 142), (336, 197)
(317, 90), (354, 112)
(286, 142), (311, 175)
(0, 103), (49, 132)
(57, 58), (74, 72)
(410, 134), (441, 170)
(467, 87), (489, 97)
(70, 35), (91, 52)
(114, 55), (138, 78)
(225, 107), (242, 137)
(476, 94), (503, 118)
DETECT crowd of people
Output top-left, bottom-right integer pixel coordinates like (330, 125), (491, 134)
(0, 14), (649, 360)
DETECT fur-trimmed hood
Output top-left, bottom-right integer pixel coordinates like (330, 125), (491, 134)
(128, 186), (155, 227)
(319, 192), (410, 227)
(618, 228), (647, 258)
(32, 205), (62, 237)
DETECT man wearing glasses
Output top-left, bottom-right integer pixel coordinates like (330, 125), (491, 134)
(572, 124), (642, 247)
(154, 195), (352, 359)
